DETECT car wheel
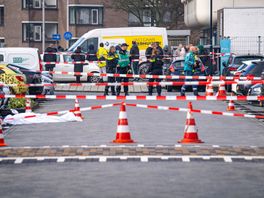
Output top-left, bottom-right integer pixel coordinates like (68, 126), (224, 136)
(88, 73), (101, 83)
(138, 62), (151, 81)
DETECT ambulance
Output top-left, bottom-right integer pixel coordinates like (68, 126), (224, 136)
(68, 27), (168, 58)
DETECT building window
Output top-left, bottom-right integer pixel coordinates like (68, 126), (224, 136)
(128, 9), (156, 27)
(22, 23), (58, 42)
(22, 0), (57, 9)
(0, 7), (4, 26)
(0, 38), (4, 48)
(69, 6), (103, 25)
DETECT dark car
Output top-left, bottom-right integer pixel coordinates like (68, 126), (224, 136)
(236, 61), (264, 95)
(6, 64), (43, 95)
(247, 72), (264, 107)
(222, 54), (264, 76)
(166, 58), (208, 92)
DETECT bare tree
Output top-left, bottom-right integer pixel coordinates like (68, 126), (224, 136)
(111, 0), (184, 28)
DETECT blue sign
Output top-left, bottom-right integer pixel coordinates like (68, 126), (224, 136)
(52, 34), (61, 41)
(220, 38), (231, 74)
(64, 32), (73, 41)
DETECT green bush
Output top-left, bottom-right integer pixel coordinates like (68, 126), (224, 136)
(7, 98), (37, 109)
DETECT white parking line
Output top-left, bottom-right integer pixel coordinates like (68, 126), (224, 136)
(140, 157), (149, 162)
(14, 158), (23, 164)
(57, 157), (65, 163)
(182, 156), (190, 162)
(1, 155), (264, 165)
(223, 156), (232, 163)
(99, 157), (107, 162)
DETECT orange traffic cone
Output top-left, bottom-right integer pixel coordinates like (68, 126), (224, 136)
(73, 99), (84, 120)
(178, 102), (203, 144)
(217, 83), (226, 96)
(25, 98), (32, 113)
(0, 119), (7, 147)
(205, 76), (214, 96)
(227, 100), (235, 111)
(113, 102), (134, 143)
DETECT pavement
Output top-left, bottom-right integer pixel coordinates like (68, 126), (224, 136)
(1, 91), (264, 198)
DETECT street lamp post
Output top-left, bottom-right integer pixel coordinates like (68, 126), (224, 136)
(42, 0), (45, 53)
(209, 0), (213, 75)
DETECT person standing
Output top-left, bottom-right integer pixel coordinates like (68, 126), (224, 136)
(145, 43), (154, 59)
(180, 46), (199, 96)
(97, 43), (108, 76)
(130, 41), (140, 78)
(154, 42), (164, 58)
(116, 43), (130, 96)
(43, 44), (57, 72)
(71, 46), (85, 83)
(148, 48), (163, 96)
(104, 46), (119, 96)
(163, 45), (172, 74)
(86, 44), (98, 62)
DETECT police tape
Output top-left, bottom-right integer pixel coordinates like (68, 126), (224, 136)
(2, 80), (264, 87)
(41, 52), (225, 58)
(0, 94), (263, 101)
(38, 71), (263, 80)
(125, 103), (264, 119)
(5, 103), (121, 120)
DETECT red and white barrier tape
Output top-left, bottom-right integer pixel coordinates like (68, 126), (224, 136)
(3, 80), (264, 88)
(0, 94), (263, 101)
(5, 103), (121, 120)
(126, 103), (264, 119)
(39, 71), (263, 81)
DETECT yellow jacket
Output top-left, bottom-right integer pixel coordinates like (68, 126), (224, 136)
(97, 47), (108, 68)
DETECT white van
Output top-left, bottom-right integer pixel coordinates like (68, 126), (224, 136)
(52, 53), (100, 82)
(68, 27), (168, 57)
(0, 47), (42, 71)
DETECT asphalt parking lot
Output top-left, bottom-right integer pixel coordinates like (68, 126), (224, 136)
(1, 91), (264, 198)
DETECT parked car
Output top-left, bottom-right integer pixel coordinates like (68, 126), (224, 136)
(234, 61), (264, 95)
(166, 58), (208, 92)
(222, 54), (264, 76)
(0, 64), (27, 94)
(233, 60), (260, 76)
(6, 64), (43, 95)
(0, 47), (42, 71)
(41, 74), (55, 95)
(247, 72), (264, 107)
(45, 53), (101, 83)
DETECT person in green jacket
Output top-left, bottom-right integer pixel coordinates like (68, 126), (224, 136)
(180, 46), (199, 96)
(116, 43), (131, 96)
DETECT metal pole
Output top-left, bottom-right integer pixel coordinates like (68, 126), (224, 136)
(42, 0), (45, 53)
(209, 0), (213, 75)
(66, 0), (69, 48)
(258, 36), (261, 55)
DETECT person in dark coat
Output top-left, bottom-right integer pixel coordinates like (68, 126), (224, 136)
(104, 46), (119, 96)
(154, 42), (164, 59)
(145, 43), (154, 59)
(148, 48), (163, 96)
(71, 46), (85, 83)
(43, 44), (57, 72)
(130, 41), (140, 77)
(86, 44), (98, 62)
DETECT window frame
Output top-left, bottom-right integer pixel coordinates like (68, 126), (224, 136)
(22, 0), (58, 10)
(33, 25), (42, 41)
(0, 6), (4, 26)
(22, 22), (58, 42)
(91, 9), (99, 25)
(69, 6), (103, 26)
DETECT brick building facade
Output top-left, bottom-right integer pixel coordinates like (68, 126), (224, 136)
(0, 0), (192, 52)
